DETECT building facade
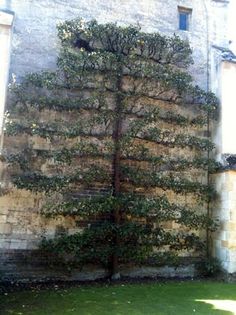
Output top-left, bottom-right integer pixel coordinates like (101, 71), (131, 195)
(0, 0), (235, 280)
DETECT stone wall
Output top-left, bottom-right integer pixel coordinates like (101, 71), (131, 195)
(210, 58), (236, 275)
(212, 170), (236, 273)
(0, 10), (14, 130)
(0, 82), (208, 281)
(0, 0), (230, 88)
(0, 0), (232, 280)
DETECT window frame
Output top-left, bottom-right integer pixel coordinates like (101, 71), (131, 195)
(178, 6), (192, 31)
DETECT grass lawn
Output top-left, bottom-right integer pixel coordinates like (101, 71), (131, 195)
(1, 281), (236, 315)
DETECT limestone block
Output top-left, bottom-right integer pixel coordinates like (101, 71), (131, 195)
(68, 228), (81, 235)
(221, 221), (236, 231)
(0, 215), (7, 223)
(0, 240), (10, 249)
(227, 171), (236, 180)
(10, 233), (34, 240)
(10, 240), (27, 250)
(226, 250), (236, 262)
(229, 192), (236, 202)
(12, 224), (27, 235)
(226, 231), (236, 240)
(26, 228), (34, 235)
(215, 208), (230, 220)
(214, 246), (227, 261)
(222, 261), (236, 274)
(120, 265), (195, 278)
(7, 211), (21, 224)
(0, 10), (14, 26)
(161, 221), (173, 229)
(212, 173), (225, 186)
(0, 190), (40, 212)
(44, 227), (56, 237)
(214, 175), (224, 192)
(213, 230), (227, 241)
(30, 136), (52, 150)
(223, 179), (233, 192)
(230, 210), (236, 221)
(0, 223), (12, 234)
(212, 239), (221, 248)
(0, 196), (13, 212)
(221, 192), (231, 203)
(222, 261), (229, 272)
(221, 240), (236, 249)
(221, 200), (231, 212)
(0, 208), (8, 215)
(26, 241), (40, 250)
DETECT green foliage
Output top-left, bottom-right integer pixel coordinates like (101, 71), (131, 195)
(6, 18), (219, 275)
(57, 18), (193, 67)
(40, 194), (218, 232)
(197, 257), (222, 277)
(13, 165), (110, 193)
(121, 165), (215, 201)
(138, 127), (215, 151)
(6, 146), (221, 173)
(41, 222), (205, 267)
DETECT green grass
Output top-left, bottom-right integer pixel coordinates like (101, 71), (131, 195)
(1, 281), (236, 315)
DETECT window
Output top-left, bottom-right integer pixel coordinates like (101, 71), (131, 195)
(0, 10), (14, 139)
(178, 7), (192, 31)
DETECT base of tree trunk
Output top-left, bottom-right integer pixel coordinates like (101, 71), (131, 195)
(111, 272), (121, 281)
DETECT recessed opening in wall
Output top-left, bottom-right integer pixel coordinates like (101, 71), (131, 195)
(178, 6), (192, 31)
(0, 10), (14, 142)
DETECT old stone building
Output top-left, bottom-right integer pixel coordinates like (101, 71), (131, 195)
(0, 0), (235, 280)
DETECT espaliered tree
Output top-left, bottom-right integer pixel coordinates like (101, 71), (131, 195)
(5, 19), (219, 279)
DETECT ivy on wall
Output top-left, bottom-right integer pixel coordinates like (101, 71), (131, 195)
(5, 18), (219, 278)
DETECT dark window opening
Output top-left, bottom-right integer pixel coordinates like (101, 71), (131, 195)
(178, 7), (192, 31)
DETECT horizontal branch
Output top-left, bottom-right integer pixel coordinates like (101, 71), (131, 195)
(5, 118), (113, 139)
(41, 194), (218, 231)
(13, 165), (111, 193)
(134, 127), (214, 151)
(121, 165), (216, 201)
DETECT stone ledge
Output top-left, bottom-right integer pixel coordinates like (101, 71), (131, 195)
(0, 249), (198, 282)
(0, 10), (14, 26)
(120, 265), (196, 279)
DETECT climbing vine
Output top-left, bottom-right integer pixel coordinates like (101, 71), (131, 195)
(5, 18), (219, 278)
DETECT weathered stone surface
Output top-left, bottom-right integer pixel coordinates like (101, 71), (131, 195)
(0, 215), (7, 223)
(120, 265), (196, 278)
(0, 0), (230, 89)
(0, 0), (232, 280)
(212, 170), (236, 274)
(0, 223), (12, 234)
(0, 249), (198, 282)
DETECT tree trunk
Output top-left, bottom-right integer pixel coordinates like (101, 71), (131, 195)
(111, 63), (123, 280)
